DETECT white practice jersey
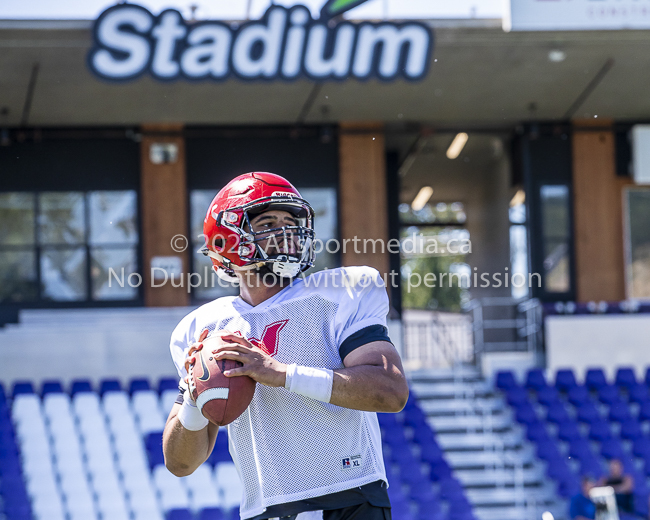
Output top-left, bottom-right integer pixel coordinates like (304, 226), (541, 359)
(170, 266), (389, 519)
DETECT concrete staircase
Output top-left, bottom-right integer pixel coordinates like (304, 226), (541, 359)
(408, 366), (567, 520)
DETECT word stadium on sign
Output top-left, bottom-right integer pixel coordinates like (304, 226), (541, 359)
(88, 4), (433, 82)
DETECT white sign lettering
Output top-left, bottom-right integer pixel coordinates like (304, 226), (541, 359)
(88, 4), (433, 82)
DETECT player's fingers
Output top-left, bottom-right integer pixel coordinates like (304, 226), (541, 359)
(223, 366), (248, 377)
(183, 355), (197, 373)
(220, 333), (253, 347)
(187, 344), (203, 357)
(213, 350), (249, 363)
(211, 343), (253, 355)
(198, 329), (210, 342)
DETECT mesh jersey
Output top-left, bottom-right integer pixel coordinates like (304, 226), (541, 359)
(170, 266), (389, 519)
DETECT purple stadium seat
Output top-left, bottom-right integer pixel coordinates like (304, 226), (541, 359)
(568, 386), (590, 406)
(526, 421), (551, 443)
(580, 458), (605, 478)
(576, 402), (601, 424)
(420, 443), (444, 464)
(429, 460), (453, 482)
(408, 483), (435, 502)
(536, 441), (562, 462)
(644, 368), (650, 387)
(555, 369), (577, 392)
(608, 400), (632, 423)
(207, 430), (231, 465)
(600, 439), (625, 460)
(158, 378), (179, 394)
(70, 379), (93, 395)
(496, 371), (517, 391)
(616, 368), (637, 390)
(506, 387), (529, 408)
(167, 509), (193, 520)
(525, 369), (547, 391)
(100, 379), (121, 395)
(568, 438), (593, 460)
(41, 380), (63, 396)
(597, 384), (620, 405)
(412, 425), (436, 446)
(557, 421), (582, 442)
(546, 403), (570, 424)
(620, 420), (643, 441)
(639, 402), (650, 423)
(629, 384), (650, 404)
(438, 478), (465, 500)
(589, 421), (612, 442)
(403, 406), (427, 428)
(129, 378), (151, 394)
(546, 459), (573, 483)
(198, 508), (228, 520)
(537, 386), (560, 406)
(11, 382), (34, 397)
(585, 369), (608, 391)
(515, 403), (538, 425)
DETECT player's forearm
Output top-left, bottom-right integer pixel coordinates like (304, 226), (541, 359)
(162, 414), (212, 477)
(330, 364), (409, 413)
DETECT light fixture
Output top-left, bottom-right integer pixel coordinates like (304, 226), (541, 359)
(446, 133), (468, 159)
(510, 189), (525, 207)
(548, 50), (566, 63)
(411, 186), (433, 211)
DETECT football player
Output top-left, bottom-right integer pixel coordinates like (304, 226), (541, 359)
(163, 172), (409, 520)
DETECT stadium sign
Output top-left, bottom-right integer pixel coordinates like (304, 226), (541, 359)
(88, 3), (433, 82)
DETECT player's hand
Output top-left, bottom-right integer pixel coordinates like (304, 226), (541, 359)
(211, 333), (287, 388)
(183, 329), (210, 401)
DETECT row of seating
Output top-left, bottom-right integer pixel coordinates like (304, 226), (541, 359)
(9, 377), (180, 398)
(497, 367), (650, 392)
(497, 368), (650, 518)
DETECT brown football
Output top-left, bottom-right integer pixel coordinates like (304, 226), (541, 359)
(187, 335), (256, 426)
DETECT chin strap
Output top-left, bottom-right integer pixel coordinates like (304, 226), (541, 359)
(203, 248), (265, 272)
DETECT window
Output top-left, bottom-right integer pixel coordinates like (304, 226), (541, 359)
(0, 191), (139, 304)
(540, 185), (571, 293)
(188, 187), (338, 301)
(625, 187), (650, 299)
(398, 201), (470, 312)
(509, 189), (529, 299)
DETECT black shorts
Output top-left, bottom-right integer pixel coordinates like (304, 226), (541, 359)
(280, 503), (392, 520)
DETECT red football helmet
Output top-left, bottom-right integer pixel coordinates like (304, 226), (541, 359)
(202, 172), (315, 280)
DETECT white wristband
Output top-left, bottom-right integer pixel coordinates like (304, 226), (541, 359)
(177, 390), (209, 431)
(284, 363), (333, 403)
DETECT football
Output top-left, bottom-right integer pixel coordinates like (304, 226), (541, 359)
(187, 335), (256, 426)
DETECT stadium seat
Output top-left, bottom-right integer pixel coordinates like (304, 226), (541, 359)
(629, 384), (649, 404)
(429, 460), (453, 482)
(514, 403), (538, 425)
(557, 420), (581, 442)
(536, 441), (562, 462)
(567, 386), (590, 406)
(639, 402), (650, 423)
(608, 400), (632, 423)
(620, 420), (643, 440)
(525, 369), (547, 391)
(158, 378), (179, 394)
(495, 371), (517, 391)
(568, 438), (593, 460)
(526, 421), (551, 443)
(555, 369), (577, 391)
(537, 386), (560, 406)
(585, 369), (608, 391)
(505, 387), (529, 408)
(198, 508), (228, 520)
(129, 378), (151, 394)
(167, 508), (193, 520)
(41, 380), (64, 396)
(576, 402), (601, 424)
(589, 421), (613, 442)
(12, 382), (35, 397)
(438, 478), (465, 500)
(100, 379), (122, 395)
(597, 384), (620, 405)
(546, 402), (570, 424)
(600, 439), (625, 460)
(214, 463), (243, 510)
(70, 380), (93, 395)
(615, 368), (637, 390)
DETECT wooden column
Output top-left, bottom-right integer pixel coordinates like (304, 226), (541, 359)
(140, 123), (190, 307)
(572, 119), (628, 302)
(338, 122), (389, 276)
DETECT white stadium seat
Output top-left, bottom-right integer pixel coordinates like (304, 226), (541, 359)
(160, 388), (178, 414)
(103, 392), (131, 416)
(214, 462), (243, 509)
(43, 393), (71, 418)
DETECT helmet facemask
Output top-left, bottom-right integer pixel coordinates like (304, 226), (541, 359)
(202, 195), (315, 281)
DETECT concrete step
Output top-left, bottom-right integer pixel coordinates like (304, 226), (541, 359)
(455, 467), (546, 488)
(410, 381), (494, 399)
(437, 431), (523, 451)
(445, 448), (535, 470)
(467, 487), (557, 508)
(419, 397), (505, 416)
(427, 414), (514, 433)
